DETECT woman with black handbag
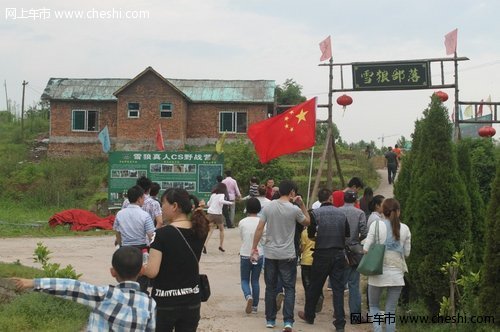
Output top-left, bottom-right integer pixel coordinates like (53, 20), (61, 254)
(144, 188), (209, 332)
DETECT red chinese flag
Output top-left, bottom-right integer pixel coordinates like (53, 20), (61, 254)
(477, 99), (484, 117)
(248, 98), (316, 163)
(156, 124), (165, 151)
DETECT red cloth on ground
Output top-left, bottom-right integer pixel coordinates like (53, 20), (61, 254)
(48, 209), (115, 231)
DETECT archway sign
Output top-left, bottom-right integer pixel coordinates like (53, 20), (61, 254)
(311, 54), (500, 202)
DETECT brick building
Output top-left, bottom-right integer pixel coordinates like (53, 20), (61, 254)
(41, 67), (275, 156)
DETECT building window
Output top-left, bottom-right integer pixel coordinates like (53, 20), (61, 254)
(128, 102), (140, 118)
(160, 103), (173, 118)
(219, 111), (247, 133)
(72, 110), (98, 132)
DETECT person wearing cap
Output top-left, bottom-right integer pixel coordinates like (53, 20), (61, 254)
(298, 188), (350, 331)
(339, 190), (368, 322)
(331, 177), (364, 208)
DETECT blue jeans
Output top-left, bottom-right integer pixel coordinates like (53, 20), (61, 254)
(344, 265), (361, 314)
(368, 285), (403, 332)
(240, 256), (263, 307)
(303, 248), (348, 330)
(264, 258), (297, 324)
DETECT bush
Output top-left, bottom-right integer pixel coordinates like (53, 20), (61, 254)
(460, 138), (496, 205)
(404, 96), (472, 314)
(394, 119), (423, 219)
(456, 141), (486, 268)
(223, 139), (294, 191)
(479, 157), (500, 325)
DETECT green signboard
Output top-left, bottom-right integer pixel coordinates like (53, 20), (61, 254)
(353, 61), (430, 90)
(108, 151), (223, 208)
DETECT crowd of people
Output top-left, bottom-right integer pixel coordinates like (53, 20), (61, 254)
(235, 175), (411, 332)
(11, 171), (411, 332)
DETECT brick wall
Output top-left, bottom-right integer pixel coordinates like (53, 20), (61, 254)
(50, 100), (117, 137)
(115, 71), (188, 146)
(186, 103), (267, 140)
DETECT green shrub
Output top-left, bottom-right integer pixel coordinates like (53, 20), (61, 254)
(223, 139), (294, 190)
(479, 157), (500, 325)
(460, 138), (496, 205)
(33, 242), (82, 279)
(456, 141), (486, 268)
(394, 119), (422, 219)
(405, 96), (472, 314)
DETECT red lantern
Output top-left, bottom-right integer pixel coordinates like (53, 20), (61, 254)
(336, 94), (353, 109)
(478, 126), (496, 138)
(434, 91), (448, 102)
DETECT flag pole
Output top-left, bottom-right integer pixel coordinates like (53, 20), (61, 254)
(310, 127), (331, 208)
(453, 49), (461, 141)
(306, 146), (315, 207)
(326, 57), (334, 188)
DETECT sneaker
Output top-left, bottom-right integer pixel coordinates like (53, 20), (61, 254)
(245, 295), (253, 314)
(297, 311), (314, 324)
(252, 306), (258, 314)
(266, 320), (276, 328)
(283, 322), (293, 331)
(276, 292), (285, 311)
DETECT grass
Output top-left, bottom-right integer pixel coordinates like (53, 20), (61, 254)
(0, 292), (90, 332)
(0, 262), (89, 331)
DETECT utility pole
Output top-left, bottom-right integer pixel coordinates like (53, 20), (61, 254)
(21, 80), (28, 137)
(326, 58), (334, 189)
(3, 80), (9, 114)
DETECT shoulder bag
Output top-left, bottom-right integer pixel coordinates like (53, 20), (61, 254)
(171, 226), (211, 302)
(357, 220), (386, 275)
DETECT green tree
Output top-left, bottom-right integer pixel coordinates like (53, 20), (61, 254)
(394, 120), (422, 219)
(479, 158), (500, 325)
(223, 139), (293, 190)
(275, 79), (306, 106)
(461, 138), (496, 205)
(405, 96), (472, 314)
(456, 140), (486, 269)
(315, 122), (340, 145)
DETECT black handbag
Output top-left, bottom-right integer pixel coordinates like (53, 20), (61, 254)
(345, 244), (363, 266)
(171, 225), (211, 302)
(198, 274), (211, 302)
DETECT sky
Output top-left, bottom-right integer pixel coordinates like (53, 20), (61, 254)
(1, 0), (499, 148)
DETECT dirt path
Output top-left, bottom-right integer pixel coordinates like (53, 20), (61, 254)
(0, 171), (394, 331)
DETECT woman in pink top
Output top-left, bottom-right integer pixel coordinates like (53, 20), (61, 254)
(204, 182), (234, 253)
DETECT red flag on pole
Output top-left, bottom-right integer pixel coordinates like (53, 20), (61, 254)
(156, 124), (165, 151)
(477, 99), (484, 117)
(319, 36), (332, 61)
(248, 98), (316, 163)
(444, 28), (458, 55)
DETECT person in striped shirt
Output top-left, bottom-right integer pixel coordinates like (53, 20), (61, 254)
(12, 246), (156, 332)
